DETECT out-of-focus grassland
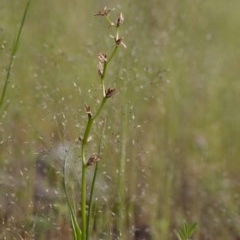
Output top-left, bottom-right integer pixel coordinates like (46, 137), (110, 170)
(1, 0), (240, 239)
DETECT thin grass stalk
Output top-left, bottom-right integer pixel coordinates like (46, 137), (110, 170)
(117, 78), (128, 237)
(81, 117), (93, 240)
(86, 119), (106, 240)
(63, 8), (125, 240)
(3, 230), (24, 240)
(80, 69), (111, 240)
(100, 46), (118, 96)
(80, 21), (121, 238)
(0, 0), (31, 110)
(80, 101), (105, 240)
(107, 45), (118, 63)
(80, 117), (94, 240)
(93, 98), (107, 121)
(64, 147), (82, 240)
(81, 164), (87, 240)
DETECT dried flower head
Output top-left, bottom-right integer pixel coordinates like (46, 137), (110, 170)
(97, 53), (107, 77)
(98, 53), (107, 63)
(115, 37), (127, 48)
(98, 62), (104, 77)
(76, 136), (83, 144)
(116, 13), (124, 27)
(87, 153), (101, 166)
(105, 88), (117, 98)
(85, 104), (92, 118)
(95, 6), (111, 16)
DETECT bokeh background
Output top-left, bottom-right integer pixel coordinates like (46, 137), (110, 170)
(1, 0), (240, 239)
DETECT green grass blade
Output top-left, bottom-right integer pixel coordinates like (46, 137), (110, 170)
(63, 147), (82, 240)
(175, 222), (197, 240)
(12, 0), (31, 56)
(0, 0), (32, 110)
(179, 230), (185, 240)
(174, 230), (182, 240)
(183, 222), (188, 236)
(188, 222), (197, 237)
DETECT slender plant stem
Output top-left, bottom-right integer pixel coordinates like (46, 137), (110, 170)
(81, 163), (87, 240)
(81, 117), (93, 240)
(4, 229), (24, 240)
(81, 99), (106, 240)
(86, 162), (99, 240)
(108, 45), (118, 64)
(93, 98), (107, 121)
(64, 146), (82, 240)
(0, 0), (31, 110)
(80, 12), (122, 239)
(118, 79), (128, 237)
(101, 46), (118, 84)
(101, 79), (106, 97)
(86, 119), (106, 240)
(105, 16), (113, 26)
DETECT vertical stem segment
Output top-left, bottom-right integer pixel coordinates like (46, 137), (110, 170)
(118, 79), (127, 237)
(0, 0), (31, 110)
(86, 119), (106, 240)
(80, 17), (121, 240)
(81, 163), (87, 240)
(81, 97), (106, 240)
(81, 118), (93, 240)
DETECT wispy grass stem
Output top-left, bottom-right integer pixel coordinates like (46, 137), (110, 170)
(86, 119), (106, 240)
(0, 0), (31, 111)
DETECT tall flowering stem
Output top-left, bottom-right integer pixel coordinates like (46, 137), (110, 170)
(78, 7), (126, 240)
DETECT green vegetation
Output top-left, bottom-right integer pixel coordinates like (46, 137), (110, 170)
(175, 222), (197, 240)
(63, 8), (126, 240)
(0, 0), (31, 111)
(1, 0), (240, 240)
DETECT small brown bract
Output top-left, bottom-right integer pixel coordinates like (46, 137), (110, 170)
(116, 13), (124, 27)
(105, 88), (117, 98)
(85, 104), (92, 118)
(115, 37), (127, 48)
(94, 6), (111, 17)
(87, 154), (101, 166)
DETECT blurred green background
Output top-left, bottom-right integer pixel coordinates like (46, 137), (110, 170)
(1, 0), (240, 239)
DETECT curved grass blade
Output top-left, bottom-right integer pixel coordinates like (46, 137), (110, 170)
(188, 222), (197, 238)
(174, 222), (197, 240)
(63, 146), (82, 240)
(0, 0), (32, 110)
